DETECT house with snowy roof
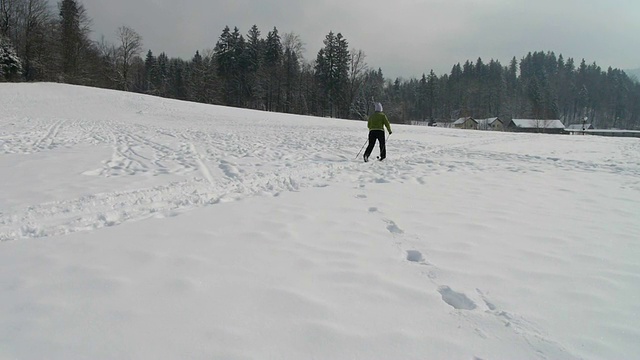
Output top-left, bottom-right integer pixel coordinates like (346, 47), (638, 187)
(506, 119), (566, 134)
(453, 117), (478, 130)
(476, 117), (504, 131)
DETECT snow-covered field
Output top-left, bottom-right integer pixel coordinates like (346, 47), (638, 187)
(1, 83), (639, 360)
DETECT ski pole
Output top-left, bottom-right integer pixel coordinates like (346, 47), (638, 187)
(355, 138), (368, 159)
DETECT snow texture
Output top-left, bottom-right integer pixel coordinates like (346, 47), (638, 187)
(1, 83), (639, 360)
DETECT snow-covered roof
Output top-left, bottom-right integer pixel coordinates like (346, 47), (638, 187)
(476, 117), (502, 126)
(510, 119), (565, 129)
(454, 117), (476, 125)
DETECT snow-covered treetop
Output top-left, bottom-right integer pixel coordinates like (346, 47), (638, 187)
(0, 36), (23, 80)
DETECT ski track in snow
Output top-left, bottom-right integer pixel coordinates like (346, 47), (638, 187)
(2, 85), (640, 359)
(0, 114), (508, 239)
(1, 88), (639, 242)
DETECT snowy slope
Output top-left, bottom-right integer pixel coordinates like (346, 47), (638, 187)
(1, 83), (639, 359)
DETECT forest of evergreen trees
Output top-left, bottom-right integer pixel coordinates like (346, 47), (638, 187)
(2, 0), (640, 129)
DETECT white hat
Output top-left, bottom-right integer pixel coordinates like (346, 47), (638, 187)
(375, 102), (383, 112)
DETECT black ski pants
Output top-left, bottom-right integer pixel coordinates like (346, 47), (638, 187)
(364, 130), (386, 160)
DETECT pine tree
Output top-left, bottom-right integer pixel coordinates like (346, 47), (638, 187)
(282, 32), (304, 114)
(263, 27), (282, 111)
(0, 35), (22, 80)
(504, 57), (519, 117)
(334, 33), (350, 117)
(187, 50), (205, 102)
(143, 49), (156, 93)
(234, 27), (250, 106)
(201, 50), (220, 104)
(417, 73), (428, 120)
(427, 70), (439, 120)
(446, 63), (463, 119)
(214, 26), (232, 78)
(168, 58), (186, 99)
(58, 0), (84, 82)
(244, 25), (264, 108)
(214, 26), (248, 106)
(155, 52), (169, 97)
(314, 31), (350, 117)
(486, 59), (505, 118)
(129, 55), (145, 92)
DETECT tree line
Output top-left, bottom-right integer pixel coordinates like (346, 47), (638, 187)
(2, 0), (639, 129)
(398, 52), (640, 129)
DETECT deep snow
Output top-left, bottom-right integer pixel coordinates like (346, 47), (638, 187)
(1, 83), (639, 359)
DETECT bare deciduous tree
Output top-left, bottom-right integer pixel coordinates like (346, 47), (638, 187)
(1, 0), (17, 38)
(116, 25), (142, 91)
(349, 49), (368, 118)
(96, 34), (117, 86)
(16, 0), (52, 80)
(282, 32), (304, 60)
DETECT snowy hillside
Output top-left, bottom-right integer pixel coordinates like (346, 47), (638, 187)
(1, 83), (639, 359)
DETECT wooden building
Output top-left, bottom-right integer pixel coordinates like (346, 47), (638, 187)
(476, 117), (504, 131)
(506, 119), (566, 134)
(453, 117), (478, 130)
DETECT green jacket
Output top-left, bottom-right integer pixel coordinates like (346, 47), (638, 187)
(368, 112), (392, 133)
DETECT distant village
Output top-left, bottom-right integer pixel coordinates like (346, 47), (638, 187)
(410, 117), (640, 138)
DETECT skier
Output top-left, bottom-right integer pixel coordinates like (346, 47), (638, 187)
(363, 102), (392, 162)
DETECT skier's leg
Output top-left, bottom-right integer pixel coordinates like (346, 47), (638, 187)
(378, 131), (386, 160)
(363, 131), (376, 161)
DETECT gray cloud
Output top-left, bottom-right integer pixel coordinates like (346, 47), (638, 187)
(79, 0), (640, 79)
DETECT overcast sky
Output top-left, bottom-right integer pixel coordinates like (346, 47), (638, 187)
(77, 0), (640, 79)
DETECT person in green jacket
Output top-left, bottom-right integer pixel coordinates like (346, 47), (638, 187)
(363, 102), (392, 162)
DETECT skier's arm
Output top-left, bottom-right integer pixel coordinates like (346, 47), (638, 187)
(384, 115), (392, 134)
